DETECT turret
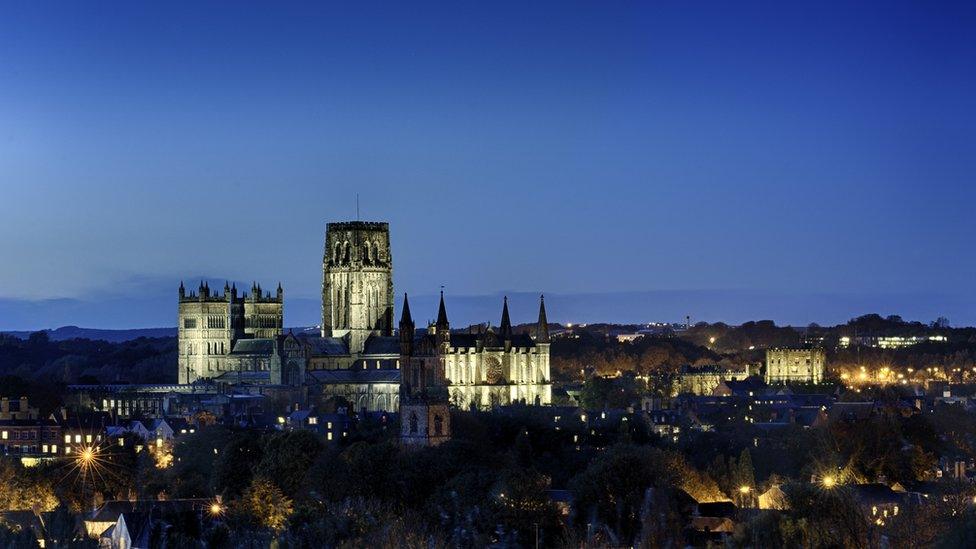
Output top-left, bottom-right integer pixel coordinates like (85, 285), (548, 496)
(400, 293), (415, 356)
(277, 282), (283, 301)
(535, 294), (550, 343)
(178, 281), (185, 299)
(499, 296), (513, 341)
(435, 290), (450, 348)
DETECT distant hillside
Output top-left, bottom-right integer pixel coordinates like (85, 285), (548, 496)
(2, 325), (176, 343)
(1, 325), (324, 343)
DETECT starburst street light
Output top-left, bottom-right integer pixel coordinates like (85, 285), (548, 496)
(79, 446), (96, 467)
(822, 475), (836, 488)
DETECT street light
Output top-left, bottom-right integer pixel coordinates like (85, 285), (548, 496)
(739, 486), (751, 494)
(822, 475), (836, 489)
(79, 446), (95, 468)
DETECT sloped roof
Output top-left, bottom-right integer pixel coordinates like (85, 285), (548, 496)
(851, 483), (906, 505)
(689, 516), (736, 533)
(697, 501), (738, 519)
(230, 338), (275, 355)
(302, 336), (350, 356)
(309, 369), (401, 384)
(829, 402), (875, 422)
(90, 499), (209, 524)
(213, 370), (271, 383)
(362, 336), (400, 355)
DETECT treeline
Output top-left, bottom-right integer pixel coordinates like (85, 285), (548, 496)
(0, 332), (175, 388)
(550, 331), (724, 381)
(551, 315), (976, 385)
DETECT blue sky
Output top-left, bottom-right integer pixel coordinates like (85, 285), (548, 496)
(1, 2), (974, 329)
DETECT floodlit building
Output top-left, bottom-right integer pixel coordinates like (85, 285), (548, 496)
(764, 348), (825, 384)
(167, 219), (552, 415)
(672, 365), (752, 397)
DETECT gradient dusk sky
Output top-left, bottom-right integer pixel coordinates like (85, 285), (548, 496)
(1, 2), (974, 329)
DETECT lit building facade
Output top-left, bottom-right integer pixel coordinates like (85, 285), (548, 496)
(765, 348), (825, 384)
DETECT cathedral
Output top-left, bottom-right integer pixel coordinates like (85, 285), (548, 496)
(176, 220), (553, 433)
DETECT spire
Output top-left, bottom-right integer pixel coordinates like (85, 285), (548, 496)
(436, 290), (449, 329)
(536, 294), (550, 343)
(178, 281), (185, 298)
(401, 293), (413, 326)
(499, 296), (513, 339)
(400, 292), (415, 355)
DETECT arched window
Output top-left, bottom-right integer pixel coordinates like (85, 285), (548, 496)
(363, 242), (372, 265)
(434, 414), (443, 436)
(342, 242), (350, 264)
(372, 241), (382, 264)
(409, 412), (419, 434)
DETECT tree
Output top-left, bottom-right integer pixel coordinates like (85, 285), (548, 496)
(212, 433), (263, 498)
(571, 445), (681, 543)
(0, 458), (58, 513)
(734, 449), (755, 507)
(238, 477), (293, 534)
(254, 430), (322, 498)
(491, 468), (564, 548)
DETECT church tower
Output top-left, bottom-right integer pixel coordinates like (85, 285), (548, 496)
(400, 292), (451, 447)
(321, 221), (394, 354)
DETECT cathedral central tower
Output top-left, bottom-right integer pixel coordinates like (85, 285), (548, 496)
(321, 221), (394, 354)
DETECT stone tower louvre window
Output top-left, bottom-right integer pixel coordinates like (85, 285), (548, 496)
(363, 242), (372, 265)
(184, 318), (197, 329)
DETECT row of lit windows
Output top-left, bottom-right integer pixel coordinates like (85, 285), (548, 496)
(64, 434), (99, 444)
(1, 430), (37, 440)
(360, 360), (399, 370)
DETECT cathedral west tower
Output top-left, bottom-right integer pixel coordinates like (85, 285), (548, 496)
(321, 221), (394, 354)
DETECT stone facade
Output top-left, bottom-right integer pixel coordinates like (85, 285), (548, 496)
(174, 218), (553, 422)
(321, 221), (394, 354)
(402, 292), (553, 411)
(177, 281), (283, 384)
(671, 365), (752, 397)
(765, 348), (825, 384)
